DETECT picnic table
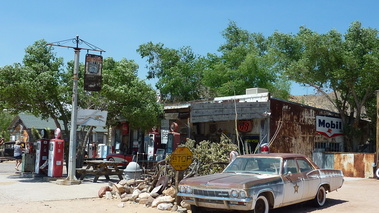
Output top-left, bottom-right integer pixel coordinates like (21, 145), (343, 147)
(76, 160), (123, 182)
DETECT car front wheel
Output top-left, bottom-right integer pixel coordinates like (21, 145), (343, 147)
(254, 195), (269, 213)
(313, 186), (326, 207)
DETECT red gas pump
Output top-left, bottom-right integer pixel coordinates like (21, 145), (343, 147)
(166, 122), (180, 154)
(35, 139), (49, 174)
(47, 128), (65, 177)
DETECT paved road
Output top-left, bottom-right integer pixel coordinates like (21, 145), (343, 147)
(0, 160), (119, 204)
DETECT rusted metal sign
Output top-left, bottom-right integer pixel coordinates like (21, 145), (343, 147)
(84, 54), (103, 91)
(170, 147), (193, 171)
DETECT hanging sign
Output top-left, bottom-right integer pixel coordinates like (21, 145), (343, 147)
(84, 54), (103, 91)
(316, 116), (343, 138)
(77, 109), (108, 127)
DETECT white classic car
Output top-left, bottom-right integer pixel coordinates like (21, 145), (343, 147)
(178, 152), (344, 213)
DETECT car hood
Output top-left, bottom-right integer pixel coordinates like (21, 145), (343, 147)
(179, 173), (282, 189)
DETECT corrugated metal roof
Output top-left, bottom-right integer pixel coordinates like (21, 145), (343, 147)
(8, 114), (64, 130)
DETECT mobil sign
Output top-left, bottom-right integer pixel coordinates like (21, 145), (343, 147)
(316, 116), (343, 138)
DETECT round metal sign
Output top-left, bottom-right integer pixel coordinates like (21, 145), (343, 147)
(170, 147), (193, 171)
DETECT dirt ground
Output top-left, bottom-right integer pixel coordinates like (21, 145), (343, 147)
(2, 198), (165, 213)
(2, 177), (379, 213)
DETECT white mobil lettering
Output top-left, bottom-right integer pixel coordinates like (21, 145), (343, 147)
(316, 116), (343, 138)
(318, 120), (342, 130)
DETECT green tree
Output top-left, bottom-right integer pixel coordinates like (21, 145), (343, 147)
(203, 21), (290, 98)
(101, 57), (163, 129)
(0, 40), (163, 167)
(271, 21), (379, 151)
(137, 42), (206, 102)
(0, 40), (70, 136)
(0, 111), (13, 140)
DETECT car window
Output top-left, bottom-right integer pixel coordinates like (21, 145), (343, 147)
(224, 157), (280, 174)
(283, 159), (299, 174)
(296, 159), (313, 173)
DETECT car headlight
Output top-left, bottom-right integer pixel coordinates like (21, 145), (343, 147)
(186, 186), (193, 194)
(231, 190), (239, 198)
(179, 185), (186, 193)
(230, 189), (248, 198)
(240, 190), (247, 198)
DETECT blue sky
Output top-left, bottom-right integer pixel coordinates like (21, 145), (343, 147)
(1, 0), (378, 96)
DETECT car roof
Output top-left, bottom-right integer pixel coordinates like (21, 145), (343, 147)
(238, 153), (307, 159)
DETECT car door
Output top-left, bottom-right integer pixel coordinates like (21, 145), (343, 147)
(282, 159), (304, 204)
(297, 158), (321, 200)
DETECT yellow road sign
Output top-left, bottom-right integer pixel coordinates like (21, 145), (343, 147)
(170, 147), (193, 171)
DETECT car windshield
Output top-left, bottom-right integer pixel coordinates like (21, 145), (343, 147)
(224, 157), (281, 175)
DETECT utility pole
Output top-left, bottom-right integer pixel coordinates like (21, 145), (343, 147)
(376, 90), (379, 177)
(48, 36), (105, 183)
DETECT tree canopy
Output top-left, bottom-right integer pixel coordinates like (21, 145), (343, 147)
(203, 21), (290, 98)
(137, 42), (206, 102)
(138, 21), (291, 101)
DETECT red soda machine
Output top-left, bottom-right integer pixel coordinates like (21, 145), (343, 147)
(47, 128), (65, 177)
(35, 130), (50, 174)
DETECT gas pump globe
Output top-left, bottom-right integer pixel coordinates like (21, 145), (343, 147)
(54, 128), (61, 139)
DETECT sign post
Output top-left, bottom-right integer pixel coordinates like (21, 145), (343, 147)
(170, 147), (193, 203)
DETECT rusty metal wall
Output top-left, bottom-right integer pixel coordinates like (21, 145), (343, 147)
(269, 98), (340, 159)
(333, 153), (375, 178)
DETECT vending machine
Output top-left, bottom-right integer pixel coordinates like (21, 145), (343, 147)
(97, 144), (109, 159)
(47, 128), (65, 177)
(35, 139), (49, 174)
(146, 132), (161, 160)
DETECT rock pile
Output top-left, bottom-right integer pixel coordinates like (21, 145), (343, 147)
(98, 177), (189, 212)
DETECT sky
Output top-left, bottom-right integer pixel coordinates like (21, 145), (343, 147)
(1, 0), (378, 96)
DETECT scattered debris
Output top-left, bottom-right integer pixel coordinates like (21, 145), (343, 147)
(97, 160), (190, 212)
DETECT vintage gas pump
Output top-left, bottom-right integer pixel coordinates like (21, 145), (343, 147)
(47, 128), (65, 177)
(166, 122), (180, 154)
(166, 132), (180, 154)
(35, 130), (50, 174)
(147, 131), (161, 160)
(21, 141), (36, 173)
(88, 142), (97, 158)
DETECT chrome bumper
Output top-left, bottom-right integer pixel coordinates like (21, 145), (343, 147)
(178, 193), (254, 211)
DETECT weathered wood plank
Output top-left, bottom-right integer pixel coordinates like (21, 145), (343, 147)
(191, 102), (269, 123)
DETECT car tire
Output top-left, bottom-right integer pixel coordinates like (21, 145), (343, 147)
(254, 195), (269, 213)
(376, 168), (379, 179)
(190, 205), (205, 213)
(313, 185), (326, 207)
